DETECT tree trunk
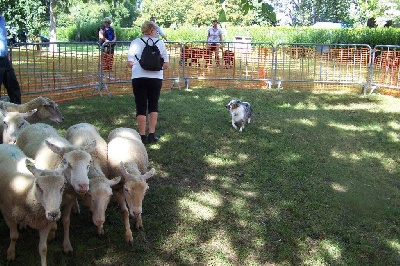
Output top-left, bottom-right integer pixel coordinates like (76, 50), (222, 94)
(49, 0), (57, 52)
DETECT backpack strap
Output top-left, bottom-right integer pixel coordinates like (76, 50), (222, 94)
(136, 38), (147, 61)
(135, 38), (159, 61)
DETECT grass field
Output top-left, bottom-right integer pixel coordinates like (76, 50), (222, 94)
(0, 87), (399, 265)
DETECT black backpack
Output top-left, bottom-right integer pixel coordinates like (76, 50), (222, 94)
(135, 38), (164, 71)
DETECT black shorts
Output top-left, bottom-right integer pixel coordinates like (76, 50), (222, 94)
(132, 78), (162, 116)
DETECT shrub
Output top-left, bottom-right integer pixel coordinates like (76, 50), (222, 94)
(56, 24), (400, 47)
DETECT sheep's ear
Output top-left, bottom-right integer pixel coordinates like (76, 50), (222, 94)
(119, 161), (128, 174)
(108, 176), (121, 186)
(42, 97), (51, 105)
(45, 139), (65, 156)
(25, 159), (41, 176)
(24, 110), (36, 118)
(55, 162), (68, 176)
(142, 168), (155, 180)
(119, 162), (130, 179)
(83, 139), (96, 153)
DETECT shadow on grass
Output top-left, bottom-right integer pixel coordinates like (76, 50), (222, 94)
(0, 88), (399, 265)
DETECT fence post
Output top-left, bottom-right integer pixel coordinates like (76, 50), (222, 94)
(93, 44), (110, 97)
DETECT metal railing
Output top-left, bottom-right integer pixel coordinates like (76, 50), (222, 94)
(2, 41), (399, 102)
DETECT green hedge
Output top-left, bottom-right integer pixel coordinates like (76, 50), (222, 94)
(55, 25), (400, 47)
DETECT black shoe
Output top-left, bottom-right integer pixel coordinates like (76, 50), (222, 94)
(140, 135), (148, 144)
(148, 133), (159, 143)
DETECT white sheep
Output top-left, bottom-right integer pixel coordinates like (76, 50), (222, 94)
(0, 96), (64, 144)
(79, 164), (120, 235)
(0, 144), (66, 266)
(16, 122), (95, 253)
(65, 123), (108, 177)
(65, 123), (120, 235)
(107, 127), (155, 244)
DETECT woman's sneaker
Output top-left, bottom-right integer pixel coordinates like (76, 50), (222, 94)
(148, 133), (159, 143)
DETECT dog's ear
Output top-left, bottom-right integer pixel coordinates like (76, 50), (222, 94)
(237, 100), (242, 104)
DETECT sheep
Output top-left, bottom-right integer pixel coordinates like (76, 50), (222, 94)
(0, 96), (64, 144)
(107, 127), (155, 244)
(15, 123), (95, 253)
(65, 123), (119, 235)
(65, 123), (108, 177)
(107, 127), (148, 174)
(79, 164), (121, 235)
(0, 144), (66, 266)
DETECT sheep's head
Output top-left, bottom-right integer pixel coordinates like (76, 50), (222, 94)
(46, 139), (93, 194)
(83, 175), (121, 234)
(119, 162), (155, 226)
(27, 159), (66, 221)
(36, 99), (64, 123)
(2, 111), (31, 144)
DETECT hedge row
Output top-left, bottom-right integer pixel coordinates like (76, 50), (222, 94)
(56, 24), (400, 47)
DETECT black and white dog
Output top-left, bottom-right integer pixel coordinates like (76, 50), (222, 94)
(225, 100), (254, 132)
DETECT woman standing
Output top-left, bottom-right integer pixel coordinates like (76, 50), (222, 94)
(127, 21), (169, 144)
(206, 19), (223, 67)
(99, 17), (116, 71)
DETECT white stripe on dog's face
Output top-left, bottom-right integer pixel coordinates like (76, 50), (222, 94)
(226, 100), (240, 110)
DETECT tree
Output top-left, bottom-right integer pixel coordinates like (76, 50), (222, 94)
(0, 0), (48, 38)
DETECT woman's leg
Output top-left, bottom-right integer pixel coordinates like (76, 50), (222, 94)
(137, 115), (147, 136)
(132, 78), (148, 137)
(148, 112), (158, 134)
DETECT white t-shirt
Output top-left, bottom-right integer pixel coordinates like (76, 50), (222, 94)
(207, 27), (223, 44)
(127, 37), (169, 79)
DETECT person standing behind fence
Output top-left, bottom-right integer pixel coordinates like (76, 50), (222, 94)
(98, 17), (116, 71)
(127, 21), (169, 144)
(206, 19), (223, 67)
(0, 12), (21, 104)
(149, 16), (168, 41)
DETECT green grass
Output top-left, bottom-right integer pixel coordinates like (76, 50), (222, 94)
(0, 88), (400, 265)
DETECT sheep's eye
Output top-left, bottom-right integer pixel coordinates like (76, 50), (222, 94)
(18, 122), (25, 129)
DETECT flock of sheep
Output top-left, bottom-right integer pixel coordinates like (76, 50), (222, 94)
(0, 97), (155, 266)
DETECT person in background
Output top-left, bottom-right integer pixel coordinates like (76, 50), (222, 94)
(206, 19), (223, 67)
(127, 21), (169, 144)
(98, 17), (116, 71)
(0, 11), (21, 104)
(149, 16), (168, 41)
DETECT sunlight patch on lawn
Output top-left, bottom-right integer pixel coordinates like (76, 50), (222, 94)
(388, 121), (400, 130)
(205, 152), (248, 166)
(328, 122), (383, 132)
(201, 232), (238, 265)
(294, 118), (317, 127)
(331, 182), (348, 192)
(280, 152), (302, 162)
(299, 238), (343, 265)
(208, 95), (227, 103)
(331, 149), (398, 172)
(259, 125), (282, 134)
(293, 102), (318, 110)
(387, 239), (400, 255)
(387, 131), (399, 143)
(179, 192), (222, 220)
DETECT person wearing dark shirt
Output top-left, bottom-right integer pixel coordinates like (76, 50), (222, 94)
(0, 12), (21, 103)
(99, 17), (116, 71)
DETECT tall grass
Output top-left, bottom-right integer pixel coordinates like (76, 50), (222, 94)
(0, 88), (399, 265)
